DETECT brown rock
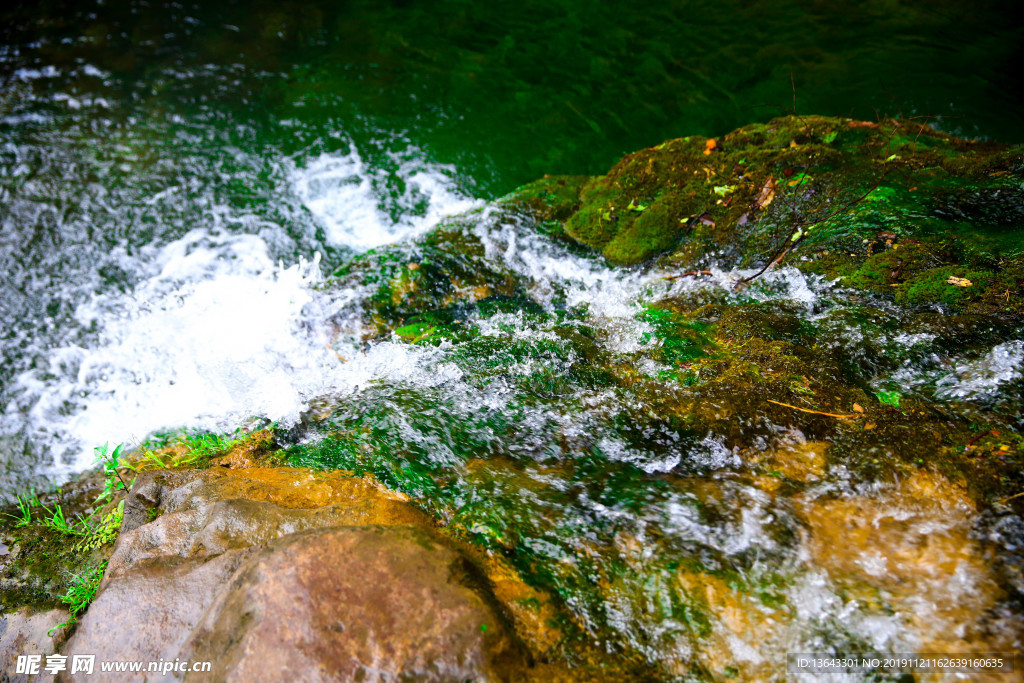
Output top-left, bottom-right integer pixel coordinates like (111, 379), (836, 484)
(60, 549), (253, 681)
(0, 607), (70, 683)
(59, 468), (528, 682)
(179, 526), (520, 682)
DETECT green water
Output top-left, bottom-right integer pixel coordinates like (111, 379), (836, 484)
(4, 0), (1022, 197)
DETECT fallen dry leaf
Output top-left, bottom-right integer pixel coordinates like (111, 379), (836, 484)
(853, 403), (864, 413)
(753, 176), (776, 210)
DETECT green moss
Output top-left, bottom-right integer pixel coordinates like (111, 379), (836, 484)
(563, 197), (621, 250)
(640, 306), (717, 366)
(502, 175), (590, 223)
(896, 265), (994, 305)
(1, 474), (121, 616)
(509, 115), (1024, 292)
(876, 390), (901, 407)
(326, 226), (527, 339)
(603, 195), (691, 264)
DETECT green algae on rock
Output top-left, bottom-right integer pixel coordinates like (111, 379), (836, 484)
(507, 115), (1024, 317)
(281, 116), (1024, 680)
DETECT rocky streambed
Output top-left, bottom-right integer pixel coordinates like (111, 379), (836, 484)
(3, 116), (1023, 681)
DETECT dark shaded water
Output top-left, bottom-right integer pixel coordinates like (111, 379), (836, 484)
(3, 0), (1023, 194)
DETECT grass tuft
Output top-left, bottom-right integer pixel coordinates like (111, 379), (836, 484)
(48, 561), (107, 636)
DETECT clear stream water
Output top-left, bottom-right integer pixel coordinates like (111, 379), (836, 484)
(2, 0), (1023, 679)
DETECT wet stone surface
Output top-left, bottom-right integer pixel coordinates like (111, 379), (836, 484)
(59, 467), (555, 682)
(287, 116), (1023, 679)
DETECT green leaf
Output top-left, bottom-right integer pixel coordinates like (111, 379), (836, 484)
(876, 390), (901, 407)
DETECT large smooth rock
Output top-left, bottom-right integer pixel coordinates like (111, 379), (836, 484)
(59, 468), (525, 682)
(179, 526), (518, 682)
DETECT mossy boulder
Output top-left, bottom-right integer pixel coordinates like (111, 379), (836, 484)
(327, 220), (527, 340)
(507, 115), (1024, 313)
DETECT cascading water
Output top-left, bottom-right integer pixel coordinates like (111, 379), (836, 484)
(2, 1), (1023, 679)
(0, 135), (479, 482)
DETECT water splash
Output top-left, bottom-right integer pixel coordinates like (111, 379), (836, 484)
(934, 340), (1024, 401)
(290, 146), (482, 251)
(5, 229), (338, 475)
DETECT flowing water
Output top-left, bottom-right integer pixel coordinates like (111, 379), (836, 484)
(2, 1), (1023, 679)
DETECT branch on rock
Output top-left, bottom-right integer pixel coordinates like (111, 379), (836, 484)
(664, 270), (713, 281)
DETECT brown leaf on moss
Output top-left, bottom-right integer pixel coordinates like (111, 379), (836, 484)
(753, 176), (776, 210)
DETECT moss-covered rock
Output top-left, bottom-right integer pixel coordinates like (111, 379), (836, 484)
(508, 115), (1024, 314)
(0, 471), (121, 621)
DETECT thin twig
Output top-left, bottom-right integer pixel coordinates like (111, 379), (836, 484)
(791, 72), (797, 116)
(964, 429), (997, 452)
(664, 270), (713, 281)
(113, 469), (130, 493)
(766, 399), (857, 418)
(326, 343), (348, 363)
(738, 154), (891, 285)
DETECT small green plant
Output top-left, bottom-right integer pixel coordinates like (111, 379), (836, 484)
(75, 501), (124, 553)
(4, 491), (37, 527)
(94, 443), (131, 501)
(179, 432), (239, 464)
(141, 449), (168, 469)
(134, 430), (245, 470)
(876, 390), (901, 407)
(38, 501), (92, 538)
(48, 561), (107, 636)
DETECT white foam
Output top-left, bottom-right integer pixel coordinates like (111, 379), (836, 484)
(934, 340), (1024, 401)
(328, 340), (464, 394)
(290, 147), (481, 251)
(893, 332), (935, 348)
(7, 228), (347, 474)
(13, 66), (60, 81)
(3, 138), (492, 477)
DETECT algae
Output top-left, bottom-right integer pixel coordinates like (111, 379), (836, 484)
(289, 119), (1024, 677)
